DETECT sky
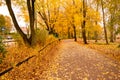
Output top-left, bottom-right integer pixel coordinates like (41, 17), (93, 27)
(0, 6), (9, 16)
(0, 5), (26, 27)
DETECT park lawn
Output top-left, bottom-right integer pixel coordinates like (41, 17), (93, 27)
(78, 40), (120, 62)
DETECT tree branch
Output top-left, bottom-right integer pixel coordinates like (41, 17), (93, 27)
(5, 0), (28, 43)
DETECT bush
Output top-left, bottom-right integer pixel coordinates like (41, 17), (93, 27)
(35, 28), (49, 45)
(12, 33), (24, 46)
(118, 44), (120, 48)
(46, 34), (56, 43)
(0, 36), (7, 63)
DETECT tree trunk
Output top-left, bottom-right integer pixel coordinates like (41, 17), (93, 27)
(101, 0), (109, 44)
(71, 32), (74, 38)
(95, 0), (99, 43)
(110, 30), (114, 42)
(87, 31), (90, 42)
(73, 25), (77, 41)
(82, 22), (87, 44)
(82, 0), (87, 44)
(94, 31), (98, 42)
(5, 0), (36, 47)
(109, 13), (115, 43)
(114, 32), (116, 41)
(27, 0), (36, 46)
(68, 27), (70, 39)
(72, 0), (77, 41)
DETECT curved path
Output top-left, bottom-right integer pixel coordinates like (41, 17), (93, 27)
(40, 39), (120, 80)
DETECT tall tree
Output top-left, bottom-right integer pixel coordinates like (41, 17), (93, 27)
(82, 0), (87, 44)
(72, 0), (77, 41)
(5, 0), (36, 46)
(94, 0), (99, 42)
(101, 0), (108, 44)
(108, 15), (115, 42)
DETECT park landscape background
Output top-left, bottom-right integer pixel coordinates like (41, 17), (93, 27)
(0, 0), (120, 79)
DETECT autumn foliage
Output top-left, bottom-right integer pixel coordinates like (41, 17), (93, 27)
(0, 0), (120, 79)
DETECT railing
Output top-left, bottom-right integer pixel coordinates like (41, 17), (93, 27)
(0, 39), (60, 76)
(2, 40), (17, 47)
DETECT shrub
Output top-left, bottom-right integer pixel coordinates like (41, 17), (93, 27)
(46, 34), (56, 43)
(35, 28), (49, 45)
(0, 36), (7, 63)
(12, 33), (24, 46)
(118, 44), (120, 48)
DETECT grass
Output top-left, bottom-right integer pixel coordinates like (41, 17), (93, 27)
(78, 39), (120, 62)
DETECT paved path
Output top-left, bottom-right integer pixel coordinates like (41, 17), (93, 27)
(40, 40), (120, 80)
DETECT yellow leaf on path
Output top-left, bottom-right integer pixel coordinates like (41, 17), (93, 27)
(1, 76), (5, 80)
(83, 77), (88, 80)
(103, 72), (109, 75)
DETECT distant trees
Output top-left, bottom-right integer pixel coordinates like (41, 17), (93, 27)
(106, 0), (120, 42)
(101, 0), (120, 43)
(0, 14), (12, 34)
(92, 0), (120, 44)
(5, 16), (12, 33)
(0, 36), (6, 63)
(0, 14), (5, 29)
(62, 0), (79, 41)
(0, 14), (7, 63)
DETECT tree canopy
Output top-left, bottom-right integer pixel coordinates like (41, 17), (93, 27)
(1, 0), (120, 46)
